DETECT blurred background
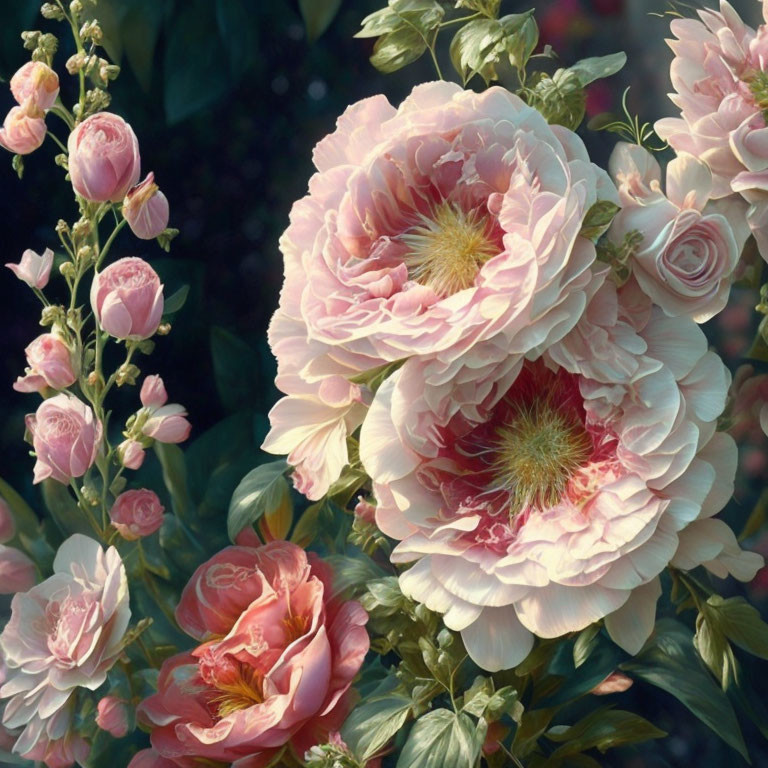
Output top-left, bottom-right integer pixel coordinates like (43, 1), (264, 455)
(1, 0), (767, 766)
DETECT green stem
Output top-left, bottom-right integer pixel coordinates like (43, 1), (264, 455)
(49, 103), (75, 131)
(439, 12), (481, 27)
(96, 216), (127, 269)
(46, 131), (68, 154)
(70, 480), (104, 539)
(138, 541), (180, 630)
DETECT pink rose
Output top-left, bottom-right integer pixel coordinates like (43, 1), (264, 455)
(95, 696), (129, 738)
(139, 541), (369, 766)
(609, 145), (746, 322)
(0, 106), (46, 155)
(10, 61), (59, 117)
(0, 498), (15, 543)
(118, 439), (146, 470)
(138, 375), (191, 444)
(109, 489), (164, 541)
(0, 545), (36, 593)
(0, 535), (130, 763)
(123, 173), (170, 240)
(67, 112), (140, 202)
(25, 394), (103, 484)
(14, 714), (90, 768)
(13, 333), (76, 394)
(91, 257), (164, 340)
(5, 247), (54, 289)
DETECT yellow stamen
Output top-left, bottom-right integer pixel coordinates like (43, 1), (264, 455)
(210, 666), (264, 719)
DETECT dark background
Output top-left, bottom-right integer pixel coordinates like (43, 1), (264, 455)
(1, 1), (767, 766)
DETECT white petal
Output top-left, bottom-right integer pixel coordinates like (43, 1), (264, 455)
(604, 577), (661, 655)
(461, 607), (534, 672)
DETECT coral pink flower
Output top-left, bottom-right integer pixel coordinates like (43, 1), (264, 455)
(13, 333), (76, 394)
(138, 375), (191, 444)
(0, 545), (36, 594)
(361, 279), (762, 670)
(266, 81), (617, 499)
(5, 247), (54, 289)
(25, 394), (102, 484)
(609, 143), (747, 322)
(0, 498), (15, 543)
(109, 489), (164, 541)
(123, 173), (169, 240)
(591, 671), (634, 695)
(67, 112), (140, 202)
(91, 257), (164, 340)
(0, 106), (45, 155)
(117, 439), (146, 470)
(138, 541), (369, 766)
(95, 696), (129, 738)
(10, 61), (59, 117)
(0, 535), (129, 762)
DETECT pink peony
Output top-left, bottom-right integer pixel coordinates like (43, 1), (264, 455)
(361, 278), (762, 670)
(0, 545), (36, 594)
(0, 535), (129, 762)
(123, 172), (170, 240)
(95, 696), (129, 739)
(655, 1), (768, 258)
(5, 247), (54, 289)
(10, 61), (59, 117)
(67, 112), (140, 202)
(109, 489), (165, 541)
(265, 81), (618, 499)
(26, 394), (103, 484)
(0, 106), (46, 155)
(13, 333), (76, 394)
(137, 375), (191, 444)
(138, 541), (369, 766)
(91, 257), (164, 340)
(609, 143), (747, 322)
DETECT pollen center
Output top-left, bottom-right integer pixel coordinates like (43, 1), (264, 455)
(210, 665), (264, 719)
(400, 202), (498, 297)
(744, 69), (768, 122)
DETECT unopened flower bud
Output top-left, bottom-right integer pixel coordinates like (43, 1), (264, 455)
(157, 323), (171, 336)
(81, 484), (100, 506)
(87, 370), (104, 391)
(95, 696), (130, 738)
(116, 363), (140, 387)
(40, 305), (64, 327)
(41, 3), (66, 20)
(134, 339), (155, 355)
(80, 20), (103, 43)
(55, 153), (68, 168)
(37, 33), (58, 56)
(103, 64), (120, 81)
(66, 53), (85, 75)
(21, 31), (41, 51)
(59, 261), (75, 278)
(123, 173), (169, 240)
(55, 220), (70, 236)
(70, 0), (83, 15)
(76, 245), (93, 264)
(71, 217), (91, 240)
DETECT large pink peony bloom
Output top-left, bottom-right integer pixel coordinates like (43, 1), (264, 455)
(265, 81), (617, 499)
(655, 1), (768, 258)
(361, 276), (762, 671)
(138, 541), (369, 767)
(0, 535), (129, 762)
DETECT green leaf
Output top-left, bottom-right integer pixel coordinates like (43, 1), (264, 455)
(227, 460), (289, 542)
(527, 68), (586, 131)
(121, 0), (167, 91)
(299, 0), (343, 41)
(342, 690), (413, 761)
(325, 553), (387, 600)
(449, 19), (504, 85)
(695, 609), (732, 688)
(159, 514), (206, 575)
(210, 326), (263, 412)
(371, 26), (428, 73)
(154, 443), (193, 523)
(569, 52), (627, 86)
(349, 359), (405, 395)
(573, 624), (601, 668)
(216, 0), (255, 73)
(704, 595), (768, 660)
(580, 201), (621, 242)
(356, 7), (403, 38)
(511, 708), (555, 759)
(622, 619), (749, 760)
(42, 481), (92, 536)
(396, 709), (486, 768)
(0, 476), (40, 543)
(163, 284), (190, 315)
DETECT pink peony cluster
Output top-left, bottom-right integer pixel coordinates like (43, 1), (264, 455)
(138, 540), (369, 766)
(0, 62), (58, 155)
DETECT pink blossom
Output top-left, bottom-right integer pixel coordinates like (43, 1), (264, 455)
(123, 173), (169, 240)
(0, 535), (130, 762)
(139, 541), (369, 766)
(140, 374), (168, 408)
(0, 106), (45, 155)
(265, 82), (618, 499)
(13, 333), (76, 394)
(127, 750), (178, 768)
(591, 672), (634, 695)
(5, 247), (54, 289)
(10, 61), (59, 117)
(25, 394), (102, 484)
(0, 545), (36, 593)
(354, 496), (377, 525)
(138, 375), (191, 444)
(361, 281), (761, 670)
(91, 257), (164, 340)
(0, 498), (15, 543)
(109, 489), (164, 541)
(118, 439), (146, 470)
(609, 144), (747, 322)
(95, 696), (129, 738)
(67, 112), (140, 202)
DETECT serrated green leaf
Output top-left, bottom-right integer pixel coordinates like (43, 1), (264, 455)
(569, 52), (627, 86)
(227, 460), (289, 542)
(449, 18), (504, 84)
(527, 68), (586, 130)
(396, 709), (486, 768)
(342, 691), (413, 761)
(299, 0), (343, 42)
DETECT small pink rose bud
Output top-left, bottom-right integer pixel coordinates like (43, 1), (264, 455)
(0, 498), (15, 543)
(123, 172), (170, 240)
(67, 112), (141, 202)
(0, 106), (46, 155)
(13, 333), (76, 393)
(91, 257), (164, 340)
(354, 496), (377, 525)
(26, 393), (103, 484)
(11, 61), (60, 116)
(0, 544), (36, 593)
(109, 489), (164, 541)
(140, 374), (168, 409)
(118, 439), (146, 470)
(591, 671), (634, 695)
(5, 247), (54, 289)
(95, 696), (130, 738)
(143, 404), (191, 444)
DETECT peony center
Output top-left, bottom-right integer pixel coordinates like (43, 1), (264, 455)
(399, 202), (497, 297)
(745, 69), (768, 122)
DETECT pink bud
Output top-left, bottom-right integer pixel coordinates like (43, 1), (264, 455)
(67, 112), (140, 202)
(26, 393), (103, 484)
(118, 439), (146, 470)
(123, 173), (170, 240)
(0, 106), (46, 155)
(91, 257), (164, 340)
(0, 498), (15, 544)
(591, 671), (634, 695)
(95, 696), (130, 738)
(11, 61), (60, 116)
(109, 489), (164, 541)
(0, 544), (36, 593)
(13, 333), (76, 393)
(354, 496), (377, 525)
(140, 374), (168, 409)
(6, 247), (54, 289)
(143, 405), (191, 444)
